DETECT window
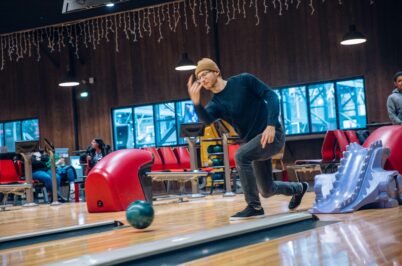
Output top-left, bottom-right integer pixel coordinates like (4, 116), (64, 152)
(336, 78), (366, 129)
(154, 102), (177, 147)
(276, 77), (366, 136)
(308, 82), (337, 133)
(111, 77), (367, 148)
(176, 100), (199, 145)
(4, 121), (21, 152)
(112, 108), (134, 150)
(281, 86), (309, 135)
(0, 124), (3, 148)
(112, 100), (200, 149)
(0, 118), (40, 152)
(134, 105), (155, 148)
(22, 119), (40, 140)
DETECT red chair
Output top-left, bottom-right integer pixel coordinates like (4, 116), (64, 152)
(144, 147), (164, 171)
(333, 130), (349, 159)
(173, 147), (191, 169)
(0, 160), (24, 184)
(228, 144), (240, 169)
(321, 130), (337, 163)
(158, 147), (182, 171)
(345, 130), (360, 144)
(0, 159), (31, 205)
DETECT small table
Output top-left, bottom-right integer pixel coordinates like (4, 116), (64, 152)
(286, 164), (322, 183)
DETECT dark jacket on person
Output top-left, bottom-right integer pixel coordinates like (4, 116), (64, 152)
(86, 144), (112, 169)
(194, 73), (281, 142)
(31, 154), (50, 172)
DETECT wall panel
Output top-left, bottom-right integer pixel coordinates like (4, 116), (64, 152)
(0, 0), (400, 161)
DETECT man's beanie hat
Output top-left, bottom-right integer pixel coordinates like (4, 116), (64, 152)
(195, 58), (220, 77)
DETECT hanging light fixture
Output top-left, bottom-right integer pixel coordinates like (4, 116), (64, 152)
(59, 64), (80, 87)
(175, 53), (196, 71)
(340, 25), (367, 45)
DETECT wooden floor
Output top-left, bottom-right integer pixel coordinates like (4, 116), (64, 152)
(0, 192), (401, 265)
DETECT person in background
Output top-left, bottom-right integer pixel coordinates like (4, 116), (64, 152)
(387, 71), (402, 125)
(55, 156), (77, 199)
(86, 138), (111, 174)
(32, 151), (63, 201)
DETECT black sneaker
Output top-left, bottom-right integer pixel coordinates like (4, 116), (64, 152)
(230, 205), (265, 221)
(288, 182), (309, 210)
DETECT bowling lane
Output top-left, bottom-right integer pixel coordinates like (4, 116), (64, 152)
(0, 194), (314, 265)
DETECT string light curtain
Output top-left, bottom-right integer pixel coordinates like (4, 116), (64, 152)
(0, 0), (375, 71)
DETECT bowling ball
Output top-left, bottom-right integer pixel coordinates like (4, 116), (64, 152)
(212, 158), (223, 166)
(207, 145), (215, 153)
(126, 200), (154, 229)
(213, 145), (223, 153)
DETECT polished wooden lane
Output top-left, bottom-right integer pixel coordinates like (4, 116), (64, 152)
(186, 204), (402, 265)
(0, 193), (401, 265)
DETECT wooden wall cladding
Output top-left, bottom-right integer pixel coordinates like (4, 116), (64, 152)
(0, 0), (400, 160)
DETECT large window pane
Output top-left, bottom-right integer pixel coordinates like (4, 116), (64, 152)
(155, 102), (177, 146)
(4, 121), (21, 152)
(282, 86), (309, 135)
(273, 89), (283, 125)
(134, 105), (155, 147)
(113, 108), (134, 150)
(308, 83), (337, 133)
(0, 124), (3, 148)
(336, 79), (367, 129)
(22, 119), (40, 140)
(176, 100), (199, 145)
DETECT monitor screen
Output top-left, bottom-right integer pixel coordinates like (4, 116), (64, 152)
(55, 148), (70, 165)
(55, 148), (69, 158)
(69, 155), (83, 178)
(15, 140), (39, 154)
(179, 123), (205, 138)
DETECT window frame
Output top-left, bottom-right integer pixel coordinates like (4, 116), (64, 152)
(276, 76), (367, 136)
(111, 76), (368, 149)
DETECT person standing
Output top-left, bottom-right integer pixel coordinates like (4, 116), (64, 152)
(387, 71), (402, 125)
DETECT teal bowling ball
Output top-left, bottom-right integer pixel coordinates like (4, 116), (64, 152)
(213, 145), (223, 153)
(126, 200), (154, 229)
(212, 158), (223, 166)
(207, 145), (215, 153)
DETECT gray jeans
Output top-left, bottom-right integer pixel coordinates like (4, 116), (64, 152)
(234, 127), (303, 208)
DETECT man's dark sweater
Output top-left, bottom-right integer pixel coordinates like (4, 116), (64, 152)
(194, 73), (281, 141)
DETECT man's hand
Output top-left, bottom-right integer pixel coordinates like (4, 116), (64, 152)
(261, 125), (275, 149)
(187, 75), (202, 106)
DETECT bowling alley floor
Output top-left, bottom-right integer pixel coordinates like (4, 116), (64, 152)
(0, 192), (401, 265)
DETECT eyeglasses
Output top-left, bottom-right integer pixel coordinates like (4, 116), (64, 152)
(196, 70), (211, 82)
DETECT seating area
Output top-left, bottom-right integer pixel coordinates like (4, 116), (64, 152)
(288, 129), (364, 185)
(0, 153), (75, 208)
(0, 128), (367, 207)
(0, 154), (31, 209)
(144, 146), (206, 199)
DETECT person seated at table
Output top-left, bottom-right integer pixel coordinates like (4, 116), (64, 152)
(85, 138), (111, 174)
(32, 151), (64, 201)
(55, 156), (77, 198)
